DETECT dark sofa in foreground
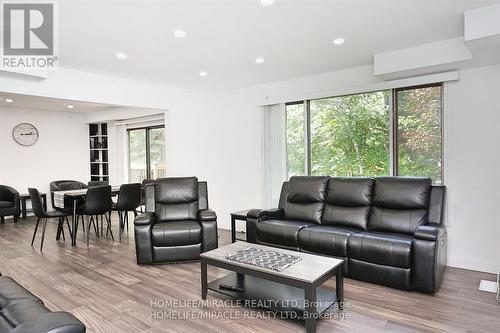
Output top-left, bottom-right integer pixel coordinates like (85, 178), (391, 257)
(247, 176), (446, 293)
(0, 275), (85, 333)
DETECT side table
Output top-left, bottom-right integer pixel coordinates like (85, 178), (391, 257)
(230, 209), (253, 243)
(19, 193), (47, 219)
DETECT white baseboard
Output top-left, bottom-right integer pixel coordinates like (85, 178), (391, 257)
(448, 258), (499, 274)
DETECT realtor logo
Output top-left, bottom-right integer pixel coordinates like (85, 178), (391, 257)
(1, 2), (58, 69)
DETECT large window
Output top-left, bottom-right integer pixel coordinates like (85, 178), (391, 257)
(128, 126), (166, 183)
(286, 84), (443, 184)
(395, 85), (442, 184)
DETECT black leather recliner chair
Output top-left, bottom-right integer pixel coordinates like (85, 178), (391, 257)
(0, 275), (85, 332)
(247, 176), (446, 293)
(0, 185), (20, 223)
(134, 177), (218, 264)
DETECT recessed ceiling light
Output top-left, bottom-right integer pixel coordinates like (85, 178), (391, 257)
(333, 38), (345, 45)
(5, 98), (13, 103)
(199, 71), (208, 77)
(255, 57), (265, 64)
(115, 52), (127, 59)
(261, 0), (275, 6)
(67, 104), (74, 109)
(174, 30), (186, 38)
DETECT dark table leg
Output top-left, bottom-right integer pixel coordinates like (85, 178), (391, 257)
(72, 199), (77, 246)
(305, 286), (317, 333)
(231, 215), (236, 243)
(42, 194), (47, 212)
(56, 217), (62, 241)
(201, 259), (208, 300)
(21, 198), (27, 219)
(336, 266), (344, 310)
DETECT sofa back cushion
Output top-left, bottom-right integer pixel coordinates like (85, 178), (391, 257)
(368, 177), (432, 234)
(322, 177), (374, 230)
(283, 176), (328, 224)
(155, 177), (199, 222)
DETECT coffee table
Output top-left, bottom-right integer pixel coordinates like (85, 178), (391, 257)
(200, 242), (344, 333)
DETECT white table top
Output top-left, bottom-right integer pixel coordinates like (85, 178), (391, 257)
(201, 242), (343, 284)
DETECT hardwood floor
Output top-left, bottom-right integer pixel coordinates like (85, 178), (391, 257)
(0, 215), (498, 333)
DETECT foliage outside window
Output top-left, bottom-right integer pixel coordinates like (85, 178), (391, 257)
(310, 91), (390, 177)
(286, 102), (306, 177)
(286, 84), (443, 184)
(396, 86), (442, 184)
(128, 126), (166, 183)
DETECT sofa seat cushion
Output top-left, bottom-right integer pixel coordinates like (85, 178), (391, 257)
(1, 299), (49, 327)
(298, 225), (361, 257)
(348, 231), (413, 268)
(0, 202), (13, 209)
(152, 221), (201, 247)
(0, 277), (40, 308)
(0, 315), (13, 333)
(256, 219), (316, 247)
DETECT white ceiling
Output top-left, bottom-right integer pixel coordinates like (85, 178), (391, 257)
(57, 0), (500, 91)
(0, 92), (137, 113)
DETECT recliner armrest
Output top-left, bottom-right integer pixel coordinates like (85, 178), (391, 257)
(10, 311), (86, 333)
(199, 209), (217, 221)
(134, 212), (157, 226)
(414, 223), (446, 241)
(247, 208), (283, 220)
(199, 210), (218, 252)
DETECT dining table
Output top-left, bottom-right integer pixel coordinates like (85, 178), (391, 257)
(53, 186), (121, 246)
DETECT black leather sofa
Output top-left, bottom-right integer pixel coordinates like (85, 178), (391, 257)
(247, 176), (446, 293)
(134, 177), (218, 264)
(0, 186), (20, 223)
(0, 275), (85, 333)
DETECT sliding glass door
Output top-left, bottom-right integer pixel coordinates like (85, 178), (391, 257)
(128, 126), (166, 183)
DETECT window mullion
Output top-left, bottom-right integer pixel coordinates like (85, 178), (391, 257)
(304, 100), (311, 176)
(390, 89), (397, 176)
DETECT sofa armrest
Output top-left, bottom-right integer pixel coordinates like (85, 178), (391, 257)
(199, 210), (218, 252)
(247, 208), (283, 220)
(10, 312), (86, 333)
(199, 209), (217, 221)
(414, 223), (446, 241)
(134, 212), (157, 226)
(134, 213), (157, 264)
(246, 208), (283, 244)
(412, 223), (447, 293)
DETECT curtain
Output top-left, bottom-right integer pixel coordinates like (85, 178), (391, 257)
(262, 103), (287, 208)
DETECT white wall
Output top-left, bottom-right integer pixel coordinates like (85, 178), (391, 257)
(0, 107), (89, 211)
(444, 65), (500, 273)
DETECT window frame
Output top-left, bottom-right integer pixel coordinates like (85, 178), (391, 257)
(127, 125), (165, 181)
(285, 82), (444, 183)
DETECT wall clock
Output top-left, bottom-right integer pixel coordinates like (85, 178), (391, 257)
(12, 123), (39, 146)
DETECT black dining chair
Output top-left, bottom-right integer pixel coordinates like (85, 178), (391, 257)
(139, 179), (154, 213)
(80, 185), (112, 246)
(111, 183), (141, 241)
(28, 188), (72, 251)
